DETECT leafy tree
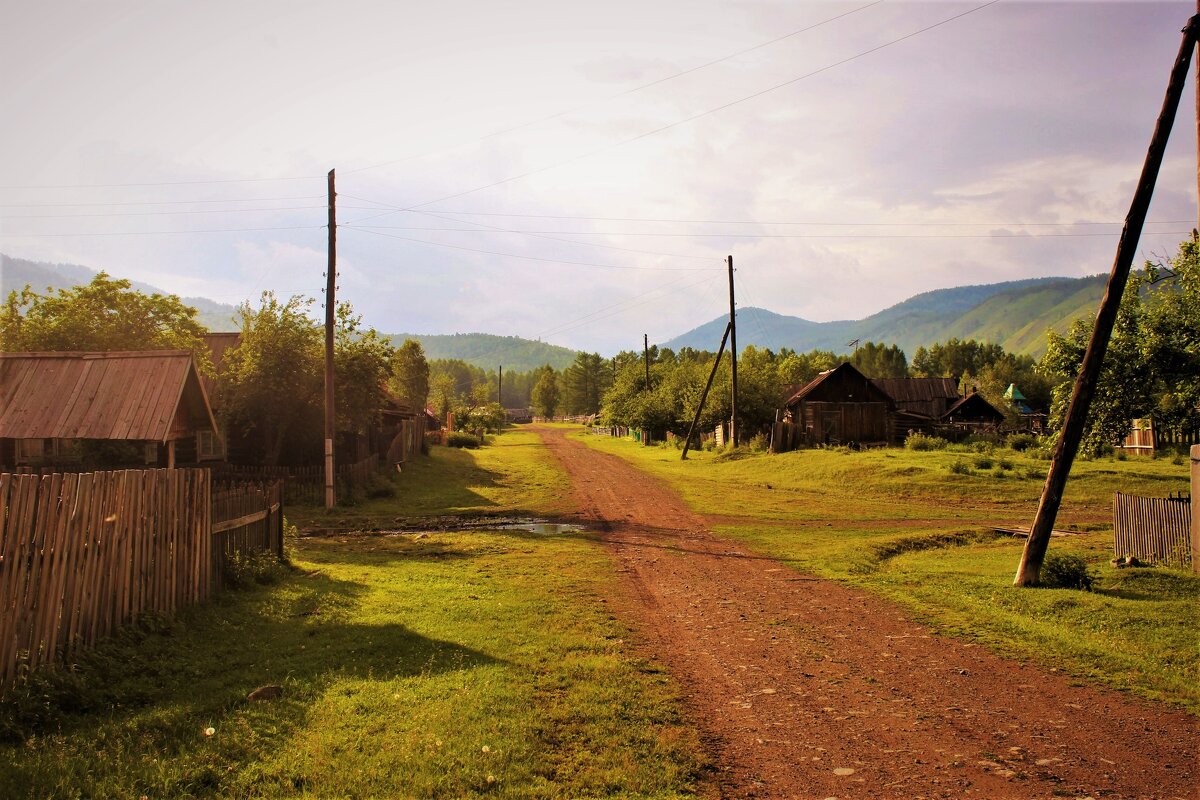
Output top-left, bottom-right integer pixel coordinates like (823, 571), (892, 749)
(390, 338), (430, 409)
(221, 293), (324, 465)
(562, 352), (611, 416)
(333, 302), (393, 434)
(911, 338), (1005, 380)
(1, 272), (208, 362)
(531, 367), (560, 418)
(850, 341), (908, 378)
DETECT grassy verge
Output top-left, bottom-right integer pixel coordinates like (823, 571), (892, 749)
(0, 429), (706, 798)
(575, 429), (1199, 712)
(290, 428), (571, 531)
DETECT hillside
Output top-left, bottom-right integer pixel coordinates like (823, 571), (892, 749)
(1, 254), (241, 332)
(664, 275), (1106, 358)
(385, 332), (578, 372)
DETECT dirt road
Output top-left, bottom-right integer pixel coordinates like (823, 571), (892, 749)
(534, 426), (1198, 800)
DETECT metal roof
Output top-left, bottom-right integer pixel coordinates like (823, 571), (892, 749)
(871, 377), (960, 404)
(0, 350), (216, 442)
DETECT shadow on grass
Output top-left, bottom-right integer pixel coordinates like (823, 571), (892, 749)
(0, 565), (505, 748)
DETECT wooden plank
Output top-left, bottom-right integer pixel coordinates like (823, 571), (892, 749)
(211, 509), (270, 533)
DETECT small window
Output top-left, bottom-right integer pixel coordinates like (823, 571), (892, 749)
(196, 429), (225, 460)
(144, 443), (159, 465)
(15, 438), (52, 463)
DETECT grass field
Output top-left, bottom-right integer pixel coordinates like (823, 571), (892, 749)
(576, 429), (1199, 712)
(0, 431), (705, 799)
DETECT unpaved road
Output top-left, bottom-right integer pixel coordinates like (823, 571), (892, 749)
(534, 426), (1198, 800)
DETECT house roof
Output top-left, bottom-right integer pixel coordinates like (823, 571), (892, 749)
(943, 391), (1005, 422)
(1003, 383), (1026, 401)
(0, 350), (217, 442)
(871, 377), (960, 404)
(783, 362), (894, 407)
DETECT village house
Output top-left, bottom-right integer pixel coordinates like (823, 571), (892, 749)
(0, 350), (219, 469)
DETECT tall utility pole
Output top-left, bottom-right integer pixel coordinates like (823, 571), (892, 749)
(727, 255), (738, 447)
(643, 334), (651, 390)
(324, 169), (336, 510)
(1015, 14), (1199, 586)
(1196, 0), (1200, 229)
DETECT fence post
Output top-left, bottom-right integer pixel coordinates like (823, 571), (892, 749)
(1191, 444), (1198, 574)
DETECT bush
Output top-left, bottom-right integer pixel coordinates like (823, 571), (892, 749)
(1023, 467), (1046, 481)
(223, 549), (286, 589)
(446, 432), (481, 449)
(948, 459), (972, 475)
(973, 456), (994, 470)
(997, 458), (1013, 470)
(1040, 552), (1094, 591)
(1007, 433), (1036, 451)
(747, 432), (769, 453)
(906, 432), (948, 451)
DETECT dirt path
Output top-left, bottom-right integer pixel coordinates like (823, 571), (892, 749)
(533, 426), (1198, 800)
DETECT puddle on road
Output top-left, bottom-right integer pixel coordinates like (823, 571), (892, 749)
(493, 521), (585, 536)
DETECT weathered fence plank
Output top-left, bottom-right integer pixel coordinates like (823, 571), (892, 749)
(1113, 491), (1192, 568)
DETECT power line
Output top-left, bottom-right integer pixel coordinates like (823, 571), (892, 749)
(341, 225), (721, 271)
(377, 0), (1001, 216)
(344, 224), (1193, 240)
(413, 210), (1195, 227)
(535, 271), (719, 340)
(0, 195), (324, 208)
(0, 175), (324, 190)
(1, 205), (326, 220)
(2, 224), (322, 237)
(343, 1), (884, 175)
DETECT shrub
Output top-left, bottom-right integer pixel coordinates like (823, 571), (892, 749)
(973, 456), (994, 470)
(948, 459), (972, 475)
(1115, 449), (1128, 461)
(1007, 433), (1037, 452)
(906, 432), (948, 451)
(223, 549), (286, 589)
(1040, 552), (1094, 591)
(747, 432), (769, 453)
(446, 432), (481, 449)
(997, 458), (1013, 470)
(1023, 467), (1046, 481)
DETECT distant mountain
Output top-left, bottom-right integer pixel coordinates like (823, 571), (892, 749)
(664, 275), (1106, 359)
(1, 254), (241, 331)
(386, 332), (578, 373)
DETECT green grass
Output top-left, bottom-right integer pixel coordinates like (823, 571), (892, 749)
(0, 428), (705, 798)
(291, 428), (571, 531)
(576, 431), (1199, 712)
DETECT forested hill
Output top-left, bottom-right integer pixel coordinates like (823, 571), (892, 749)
(385, 332), (578, 372)
(664, 274), (1107, 358)
(1, 254), (241, 332)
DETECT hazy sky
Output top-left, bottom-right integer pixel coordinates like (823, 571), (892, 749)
(1, 1), (1196, 355)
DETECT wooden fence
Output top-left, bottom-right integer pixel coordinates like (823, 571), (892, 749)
(211, 480), (284, 587)
(1, 469), (283, 688)
(213, 455), (378, 505)
(1113, 491), (1193, 569)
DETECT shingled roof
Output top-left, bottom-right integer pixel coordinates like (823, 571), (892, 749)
(0, 351), (216, 442)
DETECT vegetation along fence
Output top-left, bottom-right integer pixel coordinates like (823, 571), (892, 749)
(1112, 491), (1192, 569)
(0, 468), (282, 688)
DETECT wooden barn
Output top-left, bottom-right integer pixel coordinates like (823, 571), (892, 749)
(0, 350), (218, 469)
(871, 377), (960, 418)
(780, 362), (894, 447)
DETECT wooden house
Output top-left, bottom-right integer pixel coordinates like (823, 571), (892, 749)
(0, 351), (218, 469)
(781, 363), (894, 446)
(871, 377), (960, 418)
(942, 391), (1006, 428)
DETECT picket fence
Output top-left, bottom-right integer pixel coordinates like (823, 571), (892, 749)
(1113, 491), (1192, 569)
(0, 469), (282, 688)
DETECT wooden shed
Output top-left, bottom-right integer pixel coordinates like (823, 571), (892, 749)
(0, 350), (218, 469)
(871, 377), (961, 418)
(942, 391), (1005, 427)
(782, 363), (894, 446)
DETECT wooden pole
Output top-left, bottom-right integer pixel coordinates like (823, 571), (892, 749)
(643, 334), (651, 391)
(1015, 16), (1199, 586)
(727, 255), (738, 447)
(324, 169), (337, 510)
(682, 321), (732, 460)
(1196, 0), (1199, 230)
(1190, 444), (1198, 574)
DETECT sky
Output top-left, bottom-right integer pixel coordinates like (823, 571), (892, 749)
(1, 0), (1197, 356)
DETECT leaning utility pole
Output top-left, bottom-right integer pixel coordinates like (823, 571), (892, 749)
(727, 255), (738, 447)
(643, 334), (651, 390)
(1196, 0), (1200, 229)
(1015, 14), (1199, 587)
(324, 168), (337, 510)
(681, 321), (732, 460)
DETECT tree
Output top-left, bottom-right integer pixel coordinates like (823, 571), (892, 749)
(531, 367), (560, 418)
(390, 338), (430, 410)
(1, 272), (208, 361)
(333, 302), (393, 435)
(562, 352), (611, 416)
(850, 341), (908, 378)
(220, 293), (323, 465)
(911, 338), (1005, 380)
